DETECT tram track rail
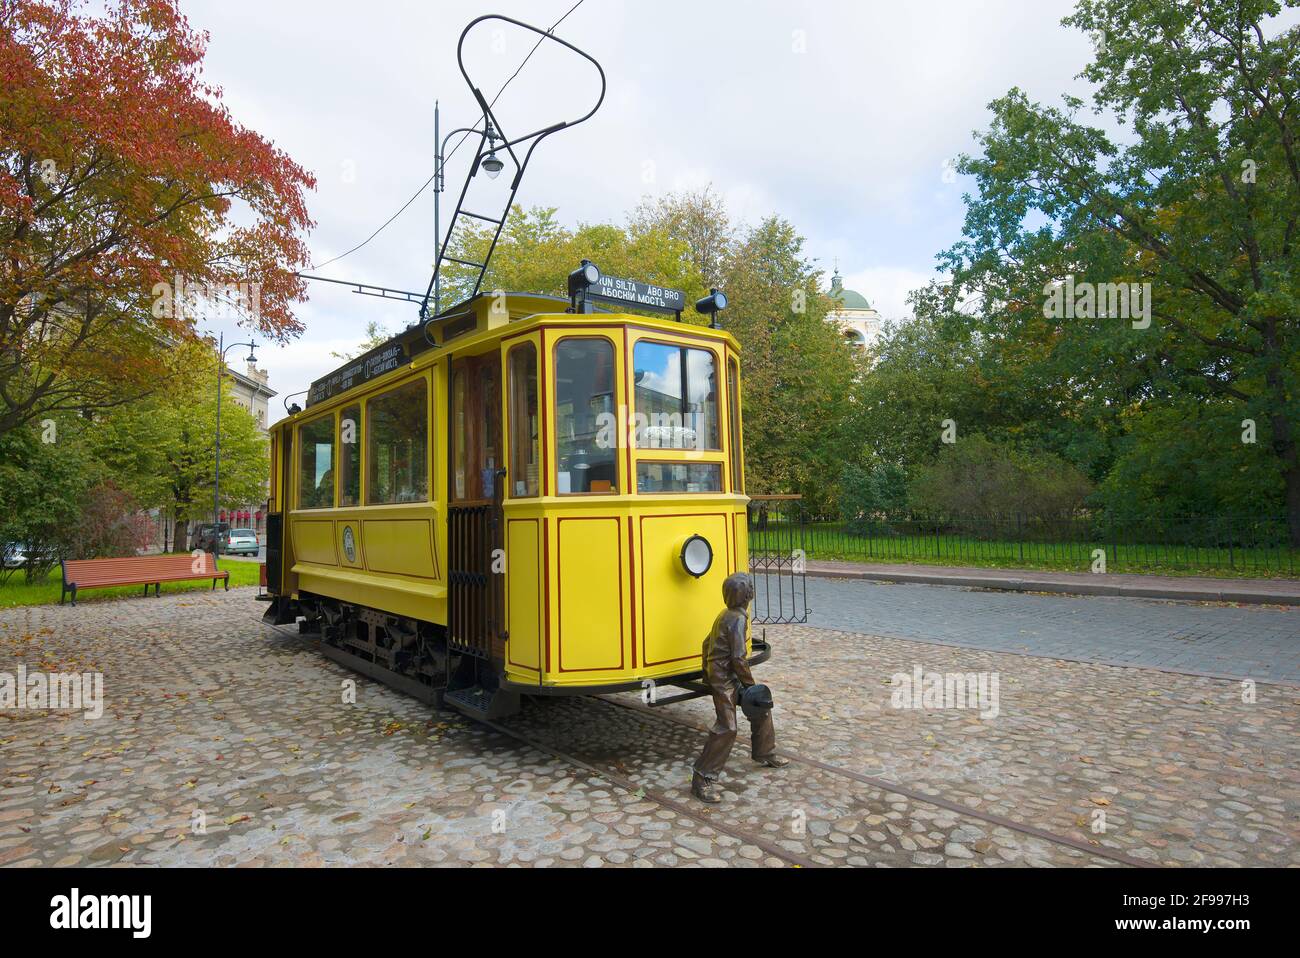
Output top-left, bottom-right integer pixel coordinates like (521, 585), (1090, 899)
(267, 621), (1153, 867)
(594, 694), (1157, 869)
(476, 716), (823, 868)
(269, 623), (818, 865)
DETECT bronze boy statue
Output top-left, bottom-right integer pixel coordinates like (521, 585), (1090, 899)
(692, 572), (788, 803)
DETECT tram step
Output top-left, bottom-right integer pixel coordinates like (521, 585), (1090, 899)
(445, 685), (521, 722)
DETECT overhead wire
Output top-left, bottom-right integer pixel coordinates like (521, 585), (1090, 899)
(308, 0), (587, 272)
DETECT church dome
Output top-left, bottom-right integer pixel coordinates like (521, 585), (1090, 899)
(829, 270), (871, 310)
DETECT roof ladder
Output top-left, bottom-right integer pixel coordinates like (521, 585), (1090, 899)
(418, 14), (606, 324)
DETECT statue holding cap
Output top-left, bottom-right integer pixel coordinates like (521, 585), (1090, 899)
(692, 571), (788, 804)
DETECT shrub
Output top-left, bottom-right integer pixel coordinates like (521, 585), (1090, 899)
(68, 482), (153, 560)
(908, 435), (1093, 520)
(839, 461), (910, 527)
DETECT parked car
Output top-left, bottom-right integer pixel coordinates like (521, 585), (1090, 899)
(2, 542), (53, 569)
(225, 528), (260, 556)
(189, 522), (231, 553)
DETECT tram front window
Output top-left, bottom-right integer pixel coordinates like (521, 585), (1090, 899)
(555, 338), (617, 494)
(632, 342), (719, 450)
(637, 461), (722, 494)
(298, 415), (335, 509)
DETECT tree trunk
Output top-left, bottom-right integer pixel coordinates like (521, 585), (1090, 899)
(174, 514), (189, 556)
(1262, 320), (1300, 547)
(1278, 427), (1300, 548)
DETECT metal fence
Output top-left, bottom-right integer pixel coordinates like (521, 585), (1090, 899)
(746, 498), (1297, 577)
(747, 495), (810, 623)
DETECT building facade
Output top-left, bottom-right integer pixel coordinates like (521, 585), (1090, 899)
(222, 360), (276, 536)
(827, 269), (883, 352)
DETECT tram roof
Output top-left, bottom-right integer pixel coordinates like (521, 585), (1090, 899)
(292, 289), (735, 418)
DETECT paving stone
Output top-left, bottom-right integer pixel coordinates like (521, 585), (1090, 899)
(0, 588), (1294, 868)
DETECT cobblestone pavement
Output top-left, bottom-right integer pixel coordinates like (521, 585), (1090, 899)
(1, 589), (1295, 867)
(803, 577), (1300, 684)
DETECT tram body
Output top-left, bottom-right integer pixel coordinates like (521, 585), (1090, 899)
(262, 291), (767, 719)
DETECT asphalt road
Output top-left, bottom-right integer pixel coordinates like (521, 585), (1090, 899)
(784, 577), (1300, 685)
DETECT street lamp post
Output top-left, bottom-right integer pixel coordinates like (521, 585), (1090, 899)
(213, 331), (258, 556)
(432, 101), (503, 316)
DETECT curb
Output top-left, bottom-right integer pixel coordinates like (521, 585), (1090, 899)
(803, 567), (1300, 607)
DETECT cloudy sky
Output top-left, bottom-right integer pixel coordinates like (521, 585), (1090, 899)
(187, 0), (1104, 407)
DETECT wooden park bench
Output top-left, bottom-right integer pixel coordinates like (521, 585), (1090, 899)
(60, 554), (229, 606)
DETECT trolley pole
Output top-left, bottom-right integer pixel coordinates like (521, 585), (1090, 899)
(434, 100), (441, 316)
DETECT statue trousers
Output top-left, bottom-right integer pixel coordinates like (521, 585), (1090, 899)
(693, 682), (776, 781)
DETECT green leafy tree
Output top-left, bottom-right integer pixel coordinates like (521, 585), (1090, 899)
(839, 460), (911, 524)
(630, 186), (733, 287)
(721, 216), (862, 512)
(0, 413), (96, 580)
(909, 434), (1094, 519)
(1094, 398), (1282, 517)
(92, 341), (268, 551)
(441, 205), (707, 311)
(942, 0), (1300, 539)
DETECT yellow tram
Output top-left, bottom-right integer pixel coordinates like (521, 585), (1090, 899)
(260, 15), (786, 720)
(261, 279), (770, 720)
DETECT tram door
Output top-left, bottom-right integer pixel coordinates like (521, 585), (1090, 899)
(447, 355), (506, 662)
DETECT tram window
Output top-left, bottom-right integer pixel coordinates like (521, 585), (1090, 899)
(554, 338), (617, 494)
(367, 379), (429, 504)
(298, 416), (335, 510)
(452, 371), (467, 500)
(727, 358), (743, 493)
(479, 363), (500, 499)
(636, 462), (723, 494)
(508, 344), (539, 497)
(268, 433), (278, 512)
(339, 404), (360, 507)
(632, 342), (719, 450)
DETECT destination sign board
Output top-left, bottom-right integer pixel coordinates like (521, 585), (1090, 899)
(307, 341), (406, 406)
(589, 274), (686, 314)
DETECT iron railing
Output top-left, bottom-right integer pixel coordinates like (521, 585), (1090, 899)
(747, 496), (810, 623)
(746, 503), (1298, 577)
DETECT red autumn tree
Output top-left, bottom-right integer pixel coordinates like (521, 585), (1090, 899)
(0, 0), (315, 435)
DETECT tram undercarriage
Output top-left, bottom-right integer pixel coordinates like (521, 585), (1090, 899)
(265, 593), (523, 720)
(263, 590), (780, 723)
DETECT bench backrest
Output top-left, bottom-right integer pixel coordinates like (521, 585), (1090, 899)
(64, 554), (221, 583)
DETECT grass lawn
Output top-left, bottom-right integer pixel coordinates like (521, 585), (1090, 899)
(0, 558), (262, 608)
(751, 526), (1300, 579)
